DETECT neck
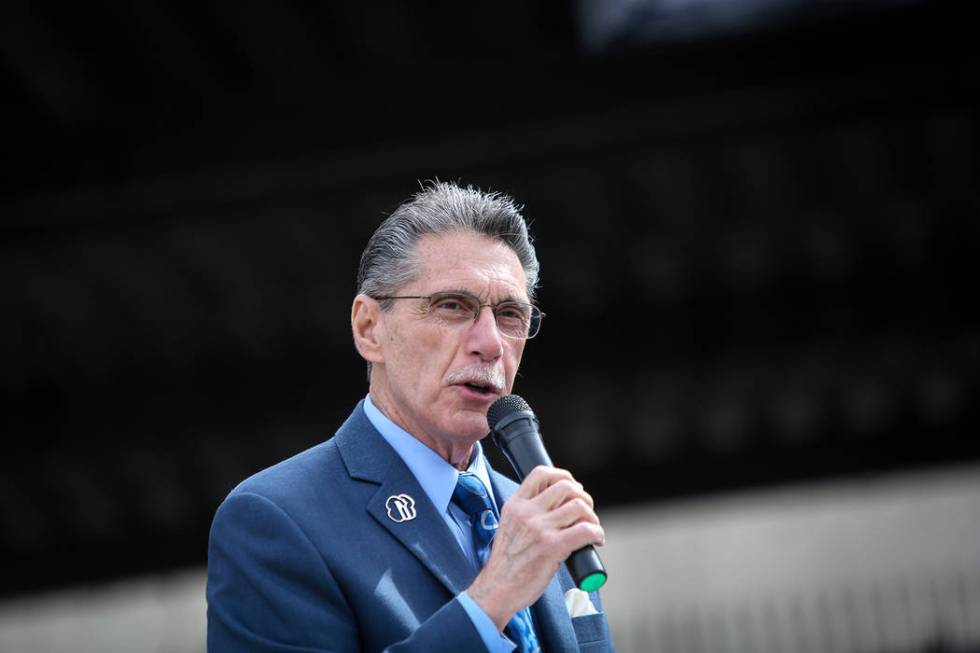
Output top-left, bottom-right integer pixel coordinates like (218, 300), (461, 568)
(368, 386), (476, 470)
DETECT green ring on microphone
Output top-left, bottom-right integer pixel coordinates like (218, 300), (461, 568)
(578, 571), (607, 592)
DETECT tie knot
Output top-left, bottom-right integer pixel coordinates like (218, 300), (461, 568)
(452, 473), (494, 520)
(452, 472), (498, 547)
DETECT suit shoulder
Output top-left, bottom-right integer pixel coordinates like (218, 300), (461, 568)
(225, 401), (373, 504)
(225, 437), (343, 506)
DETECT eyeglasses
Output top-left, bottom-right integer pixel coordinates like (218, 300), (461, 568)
(373, 290), (544, 340)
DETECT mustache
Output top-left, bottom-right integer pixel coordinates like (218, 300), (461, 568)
(445, 365), (506, 391)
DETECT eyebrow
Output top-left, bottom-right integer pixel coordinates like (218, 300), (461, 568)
(436, 288), (528, 304)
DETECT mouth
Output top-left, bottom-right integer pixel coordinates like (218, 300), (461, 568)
(453, 379), (503, 399)
(447, 366), (506, 402)
(462, 382), (496, 396)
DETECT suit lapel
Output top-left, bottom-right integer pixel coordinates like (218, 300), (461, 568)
(489, 467), (579, 653)
(366, 462), (476, 597)
(335, 402), (475, 598)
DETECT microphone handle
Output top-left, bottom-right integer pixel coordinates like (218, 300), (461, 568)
(492, 413), (608, 592)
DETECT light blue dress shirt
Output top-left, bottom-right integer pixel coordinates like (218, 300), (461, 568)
(363, 394), (516, 653)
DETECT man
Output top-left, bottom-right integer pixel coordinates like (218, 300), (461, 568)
(207, 182), (614, 652)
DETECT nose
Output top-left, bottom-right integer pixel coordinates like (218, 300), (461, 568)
(466, 306), (504, 361)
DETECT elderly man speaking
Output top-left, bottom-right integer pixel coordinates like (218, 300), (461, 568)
(206, 182), (615, 652)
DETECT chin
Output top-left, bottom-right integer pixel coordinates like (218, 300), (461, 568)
(450, 416), (491, 442)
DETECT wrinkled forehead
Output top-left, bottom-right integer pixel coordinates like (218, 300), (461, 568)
(410, 232), (530, 302)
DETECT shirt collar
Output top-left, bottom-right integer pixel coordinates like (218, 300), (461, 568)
(363, 394), (497, 514)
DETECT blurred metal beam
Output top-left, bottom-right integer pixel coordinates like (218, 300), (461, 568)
(1, 65), (969, 236)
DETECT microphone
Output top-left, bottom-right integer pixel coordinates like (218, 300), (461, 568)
(487, 394), (608, 592)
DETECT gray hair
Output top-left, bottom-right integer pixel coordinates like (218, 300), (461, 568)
(357, 181), (540, 302)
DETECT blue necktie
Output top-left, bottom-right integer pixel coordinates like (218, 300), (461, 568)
(453, 472), (541, 653)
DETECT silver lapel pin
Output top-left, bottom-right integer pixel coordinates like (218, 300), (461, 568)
(385, 494), (417, 523)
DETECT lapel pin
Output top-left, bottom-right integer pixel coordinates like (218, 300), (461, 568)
(385, 494), (417, 523)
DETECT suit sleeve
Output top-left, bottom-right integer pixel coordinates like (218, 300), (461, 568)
(207, 491), (491, 653)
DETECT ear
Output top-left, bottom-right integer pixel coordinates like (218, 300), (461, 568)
(351, 294), (385, 364)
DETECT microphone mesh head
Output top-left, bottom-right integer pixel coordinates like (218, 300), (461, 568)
(487, 394), (531, 430)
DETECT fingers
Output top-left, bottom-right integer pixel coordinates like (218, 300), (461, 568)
(539, 485), (603, 550)
(511, 466), (601, 540)
(548, 496), (600, 530)
(513, 465), (574, 500)
(560, 520), (606, 550)
(534, 477), (593, 512)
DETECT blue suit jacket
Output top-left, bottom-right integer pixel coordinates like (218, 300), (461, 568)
(207, 401), (615, 652)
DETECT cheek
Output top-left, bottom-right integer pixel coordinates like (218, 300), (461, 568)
(384, 322), (426, 378)
(410, 325), (460, 377)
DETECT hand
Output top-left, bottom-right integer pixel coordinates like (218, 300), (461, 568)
(466, 466), (605, 631)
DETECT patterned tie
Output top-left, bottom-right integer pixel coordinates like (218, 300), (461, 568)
(452, 472), (541, 653)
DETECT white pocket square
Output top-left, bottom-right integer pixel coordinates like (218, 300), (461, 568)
(564, 588), (599, 617)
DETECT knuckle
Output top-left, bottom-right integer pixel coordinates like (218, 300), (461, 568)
(542, 467), (570, 484)
(536, 465), (558, 478)
(591, 523), (605, 543)
(556, 479), (575, 494)
(541, 530), (561, 550)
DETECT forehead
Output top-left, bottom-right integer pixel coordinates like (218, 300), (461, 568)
(411, 231), (529, 301)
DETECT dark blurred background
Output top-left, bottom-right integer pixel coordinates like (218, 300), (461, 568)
(1, 0), (978, 644)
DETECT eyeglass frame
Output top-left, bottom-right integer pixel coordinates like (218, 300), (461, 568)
(371, 290), (545, 340)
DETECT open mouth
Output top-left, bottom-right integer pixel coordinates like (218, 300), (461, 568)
(462, 382), (496, 396)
